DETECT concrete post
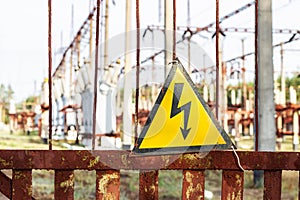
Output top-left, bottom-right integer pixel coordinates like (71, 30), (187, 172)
(123, 0), (133, 149)
(293, 111), (299, 150)
(164, 0), (173, 78)
(280, 43), (286, 105)
(254, 0), (275, 188)
(203, 85), (208, 102)
(277, 114), (283, 150)
(231, 89), (236, 105)
(241, 39), (247, 109)
(257, 0), (276, 151)
(104, 0), (109, 68)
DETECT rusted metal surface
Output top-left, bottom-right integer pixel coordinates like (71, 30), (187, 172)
(215, 0), (220, 119)
(182, 170), (205, 200)
(92, 0), (101, 150)
(0, 151), (298, 199)
(0, 171), (12, 199)
(172, 0), (176, 59)
(48, 0), (53, 150)
(264, 170), (282, 200)
(55, 170), (74, 200)
(0, 150), (299, 170)
(96, 170), (120, 200)
(254, 0), (259, 151)
(221, 170), (244, 200)
(139, 170), (158, 200)
(135, 0), (140, 146)
(12, 170), (33, 200)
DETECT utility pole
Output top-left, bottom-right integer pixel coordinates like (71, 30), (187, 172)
(221, 62), (228, 131)
(187, 0), (191, 74)
(71, 4), (74, 40)
(241, 38), (247, 109)
(70, 45), (73, 100)
(280, 43), (286, 105)
(164, 0), (173, 78)
(69, 4), (75, 101)
(216, 32), (226, 127)
(104, 0), (109, 67)
(215, 1), (227, 129)
(254, 0), (275, 188)
(123, 0), (133, 149)
(89, 14), (93, 68)
(257, 0), (275, 151)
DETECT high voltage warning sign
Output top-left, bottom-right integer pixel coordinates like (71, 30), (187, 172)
(133, 59), (234, 154)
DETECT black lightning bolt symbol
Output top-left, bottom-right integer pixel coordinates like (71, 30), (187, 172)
(170, 83), (191, 139)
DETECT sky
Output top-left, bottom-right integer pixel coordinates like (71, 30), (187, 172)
(0, 0), (299, 102)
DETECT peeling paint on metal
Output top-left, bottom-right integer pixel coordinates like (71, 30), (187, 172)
(88, 156), (100, 168)
(184, 171), (202, 199)
(121, 154), (129, 168)
(162, 155), (170, 167)
(59, 173), (74, 193)
(98, 173), (118, 200)
(0, 156), (12, 167)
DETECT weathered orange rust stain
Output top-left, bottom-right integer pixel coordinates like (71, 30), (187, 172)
(139, 170), (158, 200)
(96, 170), (120, 200)
(55, 170), (74, 200)
(182, 170), (205, 200)
(221, 170), (244, 200)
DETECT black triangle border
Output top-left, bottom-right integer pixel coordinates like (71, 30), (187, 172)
(133, 58), (234, 154)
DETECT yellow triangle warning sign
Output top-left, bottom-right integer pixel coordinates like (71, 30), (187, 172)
(133, 59), (234, 154)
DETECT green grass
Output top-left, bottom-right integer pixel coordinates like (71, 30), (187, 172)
(0, 130), (66, 150)
(159, 170), (182, 199)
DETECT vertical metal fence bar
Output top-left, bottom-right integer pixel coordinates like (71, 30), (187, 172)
(89, 15), (93, 65)
(215, 0), (220, 120)
(70, 46), (73, 100)
(139, 170), (159, 200)
(48, 0), (53, 150)
(264, 170), (282, 200)
(221, 170), (244, 200)
(182, 170), (205, 200)
(0, 171), (12, 199)
(298, 170), (300, 200)
(92, 0), (101, 150)
(172, 0), (176, 59)
(12, 170), (33, 200)
(96, 170), (120, 200)
(54, 170), (74, 200)
(135, 0), (140, 145)
(254, 0), (259, 152)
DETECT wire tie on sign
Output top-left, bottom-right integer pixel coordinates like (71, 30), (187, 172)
(231, 145), (244, 171)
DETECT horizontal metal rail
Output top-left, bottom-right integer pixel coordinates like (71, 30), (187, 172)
(0, 150), (299, 170)
(0, 150), (299, 199)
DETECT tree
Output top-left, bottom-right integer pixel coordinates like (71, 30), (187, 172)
(0, 84), (5, 103)
(6, 84), (14, 102)
(0, 84), (15, 124)
(277, 75), (300, 103)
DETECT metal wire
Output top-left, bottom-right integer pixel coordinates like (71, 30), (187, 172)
(231, 146), (245, 171)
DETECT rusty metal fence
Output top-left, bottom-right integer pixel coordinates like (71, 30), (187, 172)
(0, 150), (299, 199)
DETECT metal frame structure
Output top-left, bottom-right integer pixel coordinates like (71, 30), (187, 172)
(0, 150), (298, 199)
